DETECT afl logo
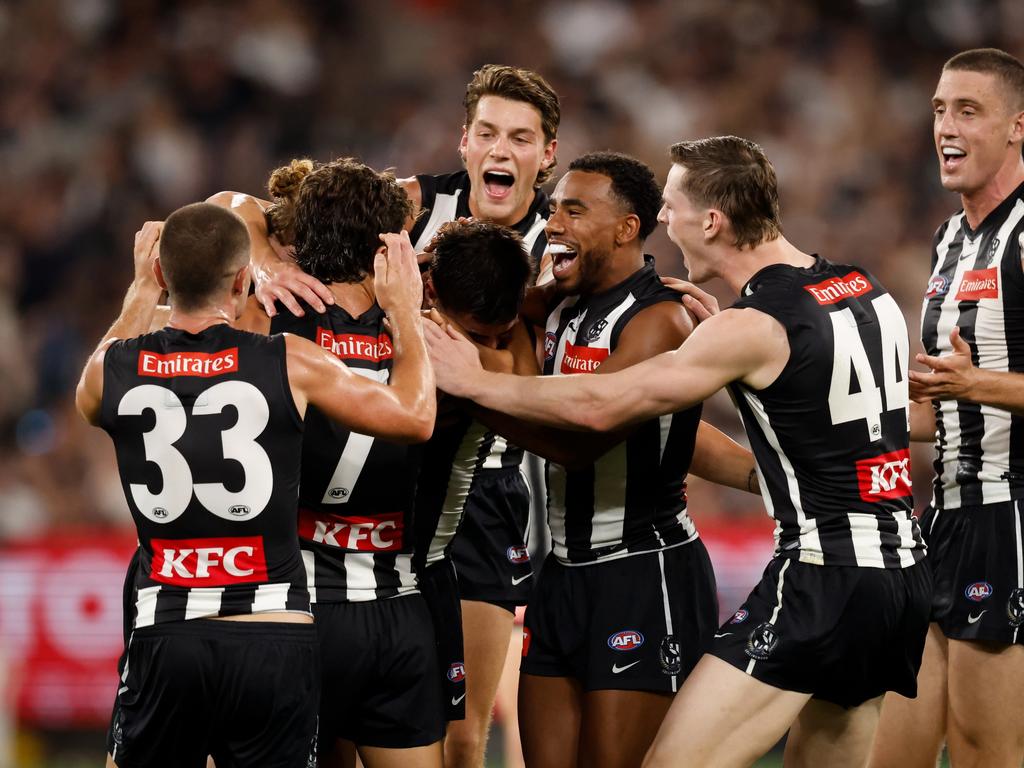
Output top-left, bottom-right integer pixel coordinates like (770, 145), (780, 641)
(925, 275), (949, 298)
(964, 581), (993, 602)
(607, 630), (645, 652)
(229, 505), (250, 517)
(730, 609), (749, 624)
(152, 507), (169, 519)
(544, 332), (557, 360)
(447, 662), (466, 682)
(328, 487), (349, 500)
(506, 545), (530, 564)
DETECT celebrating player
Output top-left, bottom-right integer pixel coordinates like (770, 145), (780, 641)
(424, 137), (931, 768)
(78, 202), (433, 768)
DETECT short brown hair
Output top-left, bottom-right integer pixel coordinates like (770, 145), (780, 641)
(160, 203), (250, 311)
(292, 158), (413, 285)
(464, 64), (560, 185)
(669, 137), (782, 250)
(944, 48), (1024, 112)
(266, 158), (316, 246)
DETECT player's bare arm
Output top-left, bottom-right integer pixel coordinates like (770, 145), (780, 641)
(425, 305), (788, 433)
(207, 189), (336, 317)
(910, 325), (1024, 415)
(908, 399), (936, 442)
(287, 231), (435, 442)
(75, 221), (164, 425)
(690, 421), (759, 494)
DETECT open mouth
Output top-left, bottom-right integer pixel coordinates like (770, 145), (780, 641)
(548, 242), (578, 278)
(941, 146), (966, 172)
(483, 171), (515, 200)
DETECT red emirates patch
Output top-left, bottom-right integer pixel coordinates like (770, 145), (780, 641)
(560, 342), (609, 374)
(803, 272), (873, 305)
(955, 268), (998, 301)
(316, 328), (393, 361)
(138, 348), (238, 378)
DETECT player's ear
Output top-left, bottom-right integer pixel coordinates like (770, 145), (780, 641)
(542, 137), (557, 169)
(615, 214), (641, 247)
(423, 272), (438, 308)
(704, 209), (724, 242)
(1010, 106), (1024, 145)
(232, 265), (250, 296)
(458, 128), (469, 164)
(154, 257), (168, 290)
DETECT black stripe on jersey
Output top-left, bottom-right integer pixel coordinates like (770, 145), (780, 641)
(1006, 232), (1024, 497)
(922, 220), (965, 511)
(949, 229), (997, 508)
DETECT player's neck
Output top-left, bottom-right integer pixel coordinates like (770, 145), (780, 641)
(960, 158), (1024, 230)
(167, 304), (234, 334)
(721, 237), (814, 295)
(328, 276), (377, 316)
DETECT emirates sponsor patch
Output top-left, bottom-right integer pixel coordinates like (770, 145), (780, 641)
(804, 271), (873, 305)
(955, 268), (998, 301)
(560, 341), (609, 374)
(316, 328), (393, 361)
(138, 348), (237, 378)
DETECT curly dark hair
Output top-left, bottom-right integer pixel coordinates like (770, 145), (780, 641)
(265, 158), (316, 246)
(567, 152), (663, 241)
(430, 220), (532, 325)
(291, 158), (413, 284)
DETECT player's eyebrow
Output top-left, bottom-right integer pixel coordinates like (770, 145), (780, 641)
(475, 120), (537, 136)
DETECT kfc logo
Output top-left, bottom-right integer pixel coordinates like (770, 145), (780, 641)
(138, 348), (238, 378)
(316, 329), (393, 362)
(298, 509), (403, 551)
(955, 268), (998, 301)
(855, 449), (912, 502)
(560, 341), (609, 374)
(150, 536), (268, 586)
(804, 272), (873, 305)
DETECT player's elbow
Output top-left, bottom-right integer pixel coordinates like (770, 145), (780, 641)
(393, 403), (435, 444)
(74, 385), (99, 425)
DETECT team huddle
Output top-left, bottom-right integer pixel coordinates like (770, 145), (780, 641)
(75, 47), (1024, 768)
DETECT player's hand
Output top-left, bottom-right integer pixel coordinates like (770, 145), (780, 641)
(422, 318), (483, 397)
(376, 231), (423, 314)
(253, 247), (334, 318)
(909, 327), (977, 402)
(661, 277), (719, 323)
(133, 221), (163, 287)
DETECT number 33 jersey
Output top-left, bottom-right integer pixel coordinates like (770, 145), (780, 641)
(728, 256), (926, 569)
(99, 324), (310, 629)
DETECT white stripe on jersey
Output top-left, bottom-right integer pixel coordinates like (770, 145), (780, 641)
(1014, 500), (1023, 643)
(426, 420), (491, 565)
(929, 203), (1024, 507)
(656, 551), (678, 693)
(184, 587), (224, 620)
(343, 552), (379, 602)
(481, 435), (509, 469)
(134, 586), (160, 629)
(740, 389), (824, 563)
(251, 582), (291, 613)
(412, 191), (461, 251)
(522, 213), (547, 253)
(301, 550), (317, 604)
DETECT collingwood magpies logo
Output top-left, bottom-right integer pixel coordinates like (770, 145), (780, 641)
(584, 319), (608, 343)
(744, 621), (780, 661)
(1007, 587), (1024, 628)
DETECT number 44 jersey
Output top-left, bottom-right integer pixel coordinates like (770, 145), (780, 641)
(100, 325), (311, 629)
(728, 257), (926, 569)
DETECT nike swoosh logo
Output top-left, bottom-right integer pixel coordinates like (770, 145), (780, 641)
(512, 573), (533, 585)
(451, 694), (466, 706)
(714, 633), (732, 638)
(611, 660), (642, 674)
(968, 610), (986, 624)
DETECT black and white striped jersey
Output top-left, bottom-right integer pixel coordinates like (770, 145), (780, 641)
(543, 258), (702, 565)
(413, 412), (504, 570)
(409, 171), (548, 475)
(729, 256), (925, 569)
(99, 325), (311, 629)
(271, 302), (420, 603)
(921, 181), (1024, 510)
